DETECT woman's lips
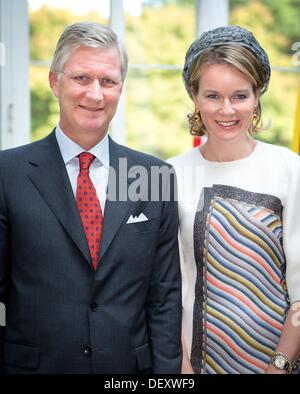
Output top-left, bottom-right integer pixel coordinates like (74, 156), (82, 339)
(216, 120), (240, 128)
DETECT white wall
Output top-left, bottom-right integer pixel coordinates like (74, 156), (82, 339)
(109, 0), (126, 145)
(196, 0), (229, 36)
(0, 0), (30, 150)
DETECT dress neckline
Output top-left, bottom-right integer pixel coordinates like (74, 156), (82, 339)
(198, 140), (260, 165)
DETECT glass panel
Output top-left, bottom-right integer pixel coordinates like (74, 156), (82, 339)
(29, 0), (109, 141)
(125, 0), (197, 159)
(230, 0), (300, 150)
(259, 70), (299, 147)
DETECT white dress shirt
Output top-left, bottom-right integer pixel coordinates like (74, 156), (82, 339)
(55, 125), (110, 213)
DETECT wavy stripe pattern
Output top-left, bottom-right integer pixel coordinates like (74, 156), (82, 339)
(196, 193), (289, 374)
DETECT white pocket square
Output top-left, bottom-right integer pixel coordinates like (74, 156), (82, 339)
(126, 213), (148, 224)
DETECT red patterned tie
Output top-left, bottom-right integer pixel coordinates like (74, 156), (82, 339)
(76, 152), (103, 270)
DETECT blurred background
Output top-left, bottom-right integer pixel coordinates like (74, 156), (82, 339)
(1, 0), (300, 159)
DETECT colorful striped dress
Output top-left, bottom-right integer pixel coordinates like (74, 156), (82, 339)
(168, 141), (300, 374)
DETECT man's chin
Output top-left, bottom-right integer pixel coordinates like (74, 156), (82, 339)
(77, 122), (108, 135)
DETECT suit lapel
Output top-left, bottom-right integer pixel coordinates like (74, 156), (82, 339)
(28, 131), (92, 267)
(99, 137), (134, 261)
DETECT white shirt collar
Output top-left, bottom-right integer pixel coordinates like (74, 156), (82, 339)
(55, 125), (110, 168)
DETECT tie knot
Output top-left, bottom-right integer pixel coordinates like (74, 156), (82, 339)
(78, 152), (95, 172)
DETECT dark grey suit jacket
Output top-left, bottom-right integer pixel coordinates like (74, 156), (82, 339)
(0, 131), (182, 374)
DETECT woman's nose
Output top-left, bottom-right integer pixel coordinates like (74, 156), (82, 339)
(219, 99), (235, 115)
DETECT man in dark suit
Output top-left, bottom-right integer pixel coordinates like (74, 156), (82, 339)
(0, 22), (182, 374)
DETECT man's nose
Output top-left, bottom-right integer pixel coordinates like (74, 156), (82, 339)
(86, 79), (104, 100)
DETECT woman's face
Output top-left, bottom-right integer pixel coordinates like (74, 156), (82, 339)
(192, 63), (258, 144)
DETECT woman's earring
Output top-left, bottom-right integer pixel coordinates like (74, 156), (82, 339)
(191, 109), (202, 133)
(249, 107), (258, 134)
(187, 109), (202, 134)
(250, 107), (258, 132)
(194, 109), (201, 123)
(252, 108), (257, 123)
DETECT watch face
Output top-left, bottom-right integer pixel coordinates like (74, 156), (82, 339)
(274, 356), (286, 369)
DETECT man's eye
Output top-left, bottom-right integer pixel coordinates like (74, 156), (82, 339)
(101, 78), (117, 87)
(73, 75), (90, 84)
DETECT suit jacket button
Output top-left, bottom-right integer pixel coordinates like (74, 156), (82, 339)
(90, 303), (98, 311)
(83, 346), (91, 357)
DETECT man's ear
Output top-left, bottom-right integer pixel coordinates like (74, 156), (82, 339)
(49, 70), (59, 98)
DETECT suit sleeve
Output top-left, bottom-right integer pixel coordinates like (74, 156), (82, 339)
(145, 166), (182, 373)
(0, 173), (9, 373)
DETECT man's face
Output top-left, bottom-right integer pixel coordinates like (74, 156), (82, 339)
(49, 46), (123, 147)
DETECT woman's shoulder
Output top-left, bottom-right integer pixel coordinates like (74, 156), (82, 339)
(167, 146), (200, 168)
(256, 140), (300, 166)
(257, 140), (297, 156)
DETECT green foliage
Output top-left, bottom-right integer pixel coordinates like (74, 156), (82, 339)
(142, 0), (194, 7)
(30, 66), (60, 141)
(30, 6), (74, 61)
(230, 0), (299, 151)
(125, 4), (195, 158)
(231, 0), (300, 44)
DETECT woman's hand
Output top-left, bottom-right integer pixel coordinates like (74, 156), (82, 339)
(264, 365), (288, 374)
(182, 357), (195, 374)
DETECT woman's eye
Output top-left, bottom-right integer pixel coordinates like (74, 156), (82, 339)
(234, 94), (247, 100)
(207, 94), (218, 99)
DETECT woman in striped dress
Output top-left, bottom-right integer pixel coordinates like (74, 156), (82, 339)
(168, 26), (300, 374)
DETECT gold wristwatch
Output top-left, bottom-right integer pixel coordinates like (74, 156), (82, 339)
(271, 352), (295, 374)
